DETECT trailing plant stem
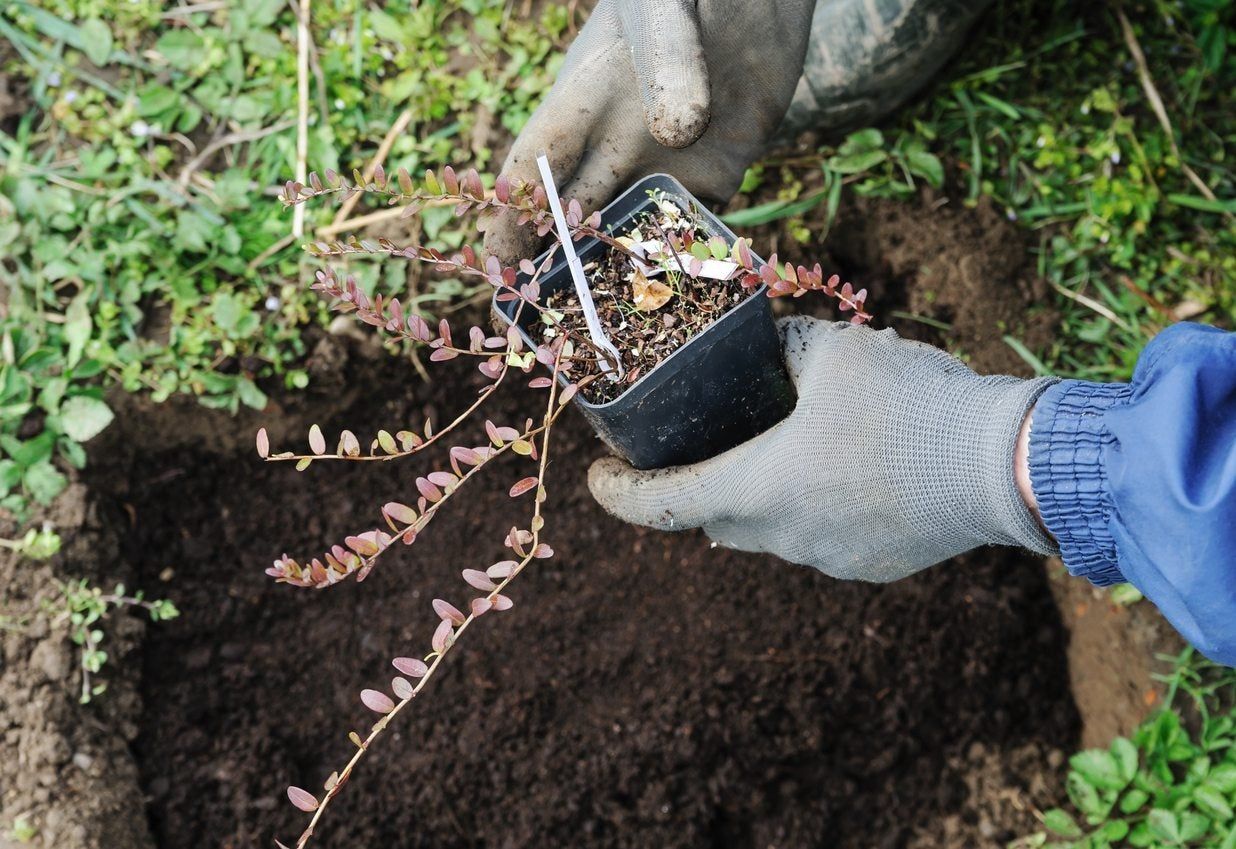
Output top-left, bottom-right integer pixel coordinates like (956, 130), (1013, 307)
(289, 358), (581, 849)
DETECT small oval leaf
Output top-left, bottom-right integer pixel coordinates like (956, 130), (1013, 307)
(360, 689), (395, 714)
(391, 676), (415, 700)
(462, 569), (497, 591)
(509, 476), (539, 498)
(392, 656), (429, 677)
(433, 598), (466, 625)
(287, 786), (319, 812)
(309, 424), (326, 455)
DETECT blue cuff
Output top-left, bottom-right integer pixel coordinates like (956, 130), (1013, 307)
(1028, 379), (1133, 586)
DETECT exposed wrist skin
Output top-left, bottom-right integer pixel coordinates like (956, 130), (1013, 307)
(1015, 405), (1045, 529)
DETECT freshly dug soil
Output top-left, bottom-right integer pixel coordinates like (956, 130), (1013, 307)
(110, 357), (1077, 849)
(89, 236), (1076, 849)
(12, 193), (1174, 849)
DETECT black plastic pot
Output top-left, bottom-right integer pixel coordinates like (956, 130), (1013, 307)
(493, 174), (795, 470)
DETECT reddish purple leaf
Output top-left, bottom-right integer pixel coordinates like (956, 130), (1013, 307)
(471, 597), (493, 617)
(383, 502), (417, 526)
(309, 424), (326, 455)
(462, 569), (497, 591)
(509, 476), (539, 498)
(427, 471), (458, 488)
(416, 477), (443, 502)
(433, 598), (466, 625)
(392, 656), (429, 677)
(532, 543), (554, 559)
(256, 428), (269, 458)
(432, 619), (453, 653)
(487, 560), (517, 579)
(360, 688), (395, 714)
(287, 785), (319, 812)
(492, 594), (514, 611)
(345, 534), (380, 557)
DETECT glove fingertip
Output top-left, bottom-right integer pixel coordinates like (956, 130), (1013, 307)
(587, 456), (689, 530)
(646, 96), (710, 149)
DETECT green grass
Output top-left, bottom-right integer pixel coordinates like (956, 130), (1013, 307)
(737, 0), (1234, 382)
(0, 0), (569, 515)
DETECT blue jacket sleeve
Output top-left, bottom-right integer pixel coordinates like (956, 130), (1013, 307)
(1028, 323), (1236, 667)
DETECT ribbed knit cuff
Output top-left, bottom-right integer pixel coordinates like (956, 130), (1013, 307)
(1028, 380), (1133, 586)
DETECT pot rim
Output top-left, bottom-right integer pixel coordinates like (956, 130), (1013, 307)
(496, 172), (769, 412)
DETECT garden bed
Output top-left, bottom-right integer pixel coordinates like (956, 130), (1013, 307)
(2, 195), (1177, 849)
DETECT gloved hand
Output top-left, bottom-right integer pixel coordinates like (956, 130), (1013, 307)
(588, 317), (1059, 581)
(482, 0), (816, 263)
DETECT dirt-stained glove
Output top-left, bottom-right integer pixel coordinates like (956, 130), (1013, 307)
(482, 0), (816, 263)
(588, 317), (1059, 581)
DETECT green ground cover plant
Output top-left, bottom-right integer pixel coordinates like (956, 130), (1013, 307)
(0, 0), (569, 515)
(1014, 652), (1236, 848)
(736, 0), (1234, 381)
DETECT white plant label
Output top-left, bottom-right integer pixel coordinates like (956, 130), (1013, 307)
(535, 153), (623, 380)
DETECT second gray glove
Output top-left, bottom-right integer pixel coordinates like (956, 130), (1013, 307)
(589, 317), (1059, 581)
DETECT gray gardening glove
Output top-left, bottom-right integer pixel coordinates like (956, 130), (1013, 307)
(482, 0), (816, 263)
(483, 0), (994, 264)
(588, 317), (1059, 581)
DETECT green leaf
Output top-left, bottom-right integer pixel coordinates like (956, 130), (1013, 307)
(827, 149), (888, 175)
(64, 291), (92, 369)
(1120, 788), (1150, 814)
(244, 0), (284, 25)
(236, 378), (267, 411)
(243, 28), (284, 59)
(721, 191), (828, 227)
(905, 148), (944, 187)
(1042, 808), (1082, 837)
(1208, 763), (1236, 794)
(24, 460), (67, 506)
(137, 83), (178, 117)
(1194, 785), (1234, 820)
(1095, 819), (1129, 841)
(156, 30), (206, 71)
(79, 18), (113, 65)
(1179, 811), (1211, 842)
(841, 128), (885, 151)
(1071, 750), (1126, 791)
(1147, 809), (1181, 843)
(1111, 738), (1139, 784)
(1109, 583), (1144, 605)
(1067, 771), (1106, 820)
(1004, 335), (1050, 376)
(3, 432), (55, 468)
(1167, 193), (1236, 214)
(60, 396), (114, 443)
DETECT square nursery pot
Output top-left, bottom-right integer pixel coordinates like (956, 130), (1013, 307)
(493, 174), (796, 470)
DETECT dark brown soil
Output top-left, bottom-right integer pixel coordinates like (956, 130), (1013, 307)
(9, 193), (1165, 849)
(77, 194), (1083, 847)
(0, 484), (152, 849)
(101, 348), (1078, 849)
